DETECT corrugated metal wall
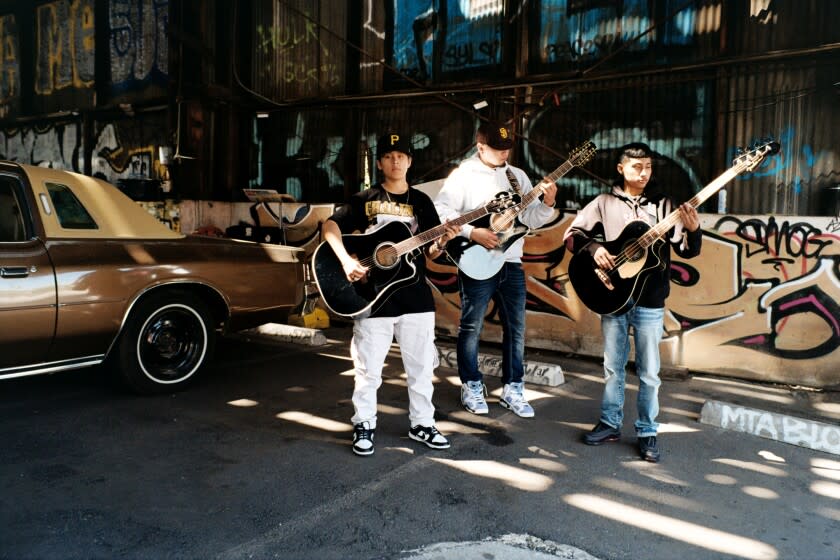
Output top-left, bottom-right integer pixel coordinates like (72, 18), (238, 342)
(251, 0), (347, 101)
(721, 58), (838, 216)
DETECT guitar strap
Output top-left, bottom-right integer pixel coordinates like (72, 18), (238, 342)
(504, 167), (523, 196)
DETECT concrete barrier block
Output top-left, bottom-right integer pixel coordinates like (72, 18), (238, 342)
(700, 399), (840, 456)
(436, 344), (564, 387)
(244, 323), (328, 346)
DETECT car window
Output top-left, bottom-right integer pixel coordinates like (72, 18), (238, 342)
(45, 182), (98, 230)
(0, 176), (26, 242)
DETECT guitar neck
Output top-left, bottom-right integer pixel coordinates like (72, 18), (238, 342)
(393, 203), (496, 255)
(640, 161), (749, 248)
(505, 159), (574, 216)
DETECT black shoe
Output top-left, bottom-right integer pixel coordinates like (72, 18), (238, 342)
(638, 436), (660, 463)
(352, 422), (375, 456)
(583, 421), (621, 445)
(408, 425), (451, 449)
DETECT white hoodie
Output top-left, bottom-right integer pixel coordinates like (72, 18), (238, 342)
(434, 154), (555, 263)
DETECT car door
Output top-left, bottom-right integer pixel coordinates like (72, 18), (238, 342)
(0, 174), (57, 371)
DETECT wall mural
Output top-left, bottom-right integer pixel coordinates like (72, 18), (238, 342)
(0, 13), (20, 119)
(391, 0), (505, 82)
(0, 122), (83, 170)
(109, 0), (169, 91)
(35, 0), (96, 95)
(0, 114), (167, 185)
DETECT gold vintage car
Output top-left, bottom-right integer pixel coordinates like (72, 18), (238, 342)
(0, 162), (305, 393)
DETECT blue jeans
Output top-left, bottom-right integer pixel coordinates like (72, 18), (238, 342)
(457, 262), (526, 385)
(600, 305), (664, 437)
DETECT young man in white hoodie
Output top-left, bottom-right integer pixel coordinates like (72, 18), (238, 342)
(434, 121), (556, 418)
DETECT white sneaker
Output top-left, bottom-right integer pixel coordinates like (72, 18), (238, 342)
(460, 380), (489, 415)
(500, 382), (535, 418)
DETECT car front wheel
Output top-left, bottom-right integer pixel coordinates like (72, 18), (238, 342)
(116, 291), (216, 394)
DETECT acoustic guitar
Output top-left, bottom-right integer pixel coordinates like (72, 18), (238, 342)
(568, 140), (780, 315)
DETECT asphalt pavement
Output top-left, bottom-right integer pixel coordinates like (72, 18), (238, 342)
(1, 325), (838, 560)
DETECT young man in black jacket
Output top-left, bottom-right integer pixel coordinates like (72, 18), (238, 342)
(563, 142), (702, 463)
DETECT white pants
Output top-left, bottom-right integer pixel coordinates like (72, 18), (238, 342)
(350, 311), (439, 429)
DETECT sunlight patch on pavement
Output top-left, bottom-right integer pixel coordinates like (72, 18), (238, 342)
(629, 465), (691, 487)
(430, 459), (554, 492)
(810, 480), (840, 499)
(816, 507), (840, 522)
(446, 410), (498, 426)
(383, 378), (407, 387)
(660, 405), (700, 419)
(528, 446), (559, 458)
(315, 352), (354, 362)
(572, 372), (606, 384)
(706, 473), (738, 485)
(712, 458), (788, 477)
(693, 377), (794, 405)
(564, 494), (778, 559)
(377, 403), (407, 415)
(594, 477), (699, 510)
(758, 451), (786, 463)
(435, 420), (488, 435)
(383, 446), (414, 455)
(812, 458), (840, 480)
(813, 401), (840, 416)
(485, 386), (553, 402)
(275, 411), (351, 432)
(519, 457), (568, 473)
(670, 392), (708, 404)
(558, 421), (597, 432)
(742, 486), (779, 499)
(657, 422), (700, 433)
(227, 398), (259, 407)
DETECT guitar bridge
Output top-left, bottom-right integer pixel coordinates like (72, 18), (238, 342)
(595, 268), (614, 291)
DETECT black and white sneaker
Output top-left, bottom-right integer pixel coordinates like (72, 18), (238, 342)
(408, 425), (451, 449)
(352, 422), (375, 456)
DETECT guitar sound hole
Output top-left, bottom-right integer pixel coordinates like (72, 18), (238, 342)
(373, 244), (399, 268)
(489, 213), (513, 233)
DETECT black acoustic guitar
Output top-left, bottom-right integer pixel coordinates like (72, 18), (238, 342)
(312, 195), (515, 318)
(447, 141), (596, 280)
(568, 140), (780, 316)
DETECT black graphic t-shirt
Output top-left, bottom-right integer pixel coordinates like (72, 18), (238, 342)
(328, 184), (442, 318)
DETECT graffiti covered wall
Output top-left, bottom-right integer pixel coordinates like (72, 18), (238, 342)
(34, 0), (96, 95)
(109, 0), (169, 93)
(425, 209), (840, 388)
(0, 112), (169, 186)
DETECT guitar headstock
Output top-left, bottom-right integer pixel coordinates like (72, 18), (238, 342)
(733, 139), (781, 172)
(569, 140), (597, 167)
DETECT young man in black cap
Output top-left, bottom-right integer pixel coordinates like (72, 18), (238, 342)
(434, 121), (557, 418)
(563, 142), (701, 463)
(322, 132), (460, 456)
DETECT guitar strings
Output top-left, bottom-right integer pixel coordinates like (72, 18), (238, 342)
(352, 202), (496, 271)
(604, 156), (755, 274)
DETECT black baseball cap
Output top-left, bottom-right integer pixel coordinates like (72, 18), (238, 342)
(476, 121), (514, 150)
(376, 132), (413, 158)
